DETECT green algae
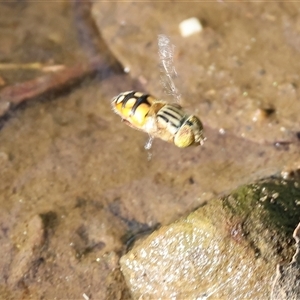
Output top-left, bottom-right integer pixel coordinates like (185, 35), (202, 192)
(223, 178), (300, 261)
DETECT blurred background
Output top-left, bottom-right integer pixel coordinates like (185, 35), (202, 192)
(0, 1), (299, 298)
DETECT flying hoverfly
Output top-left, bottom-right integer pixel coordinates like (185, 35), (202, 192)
(111, 35), (205, 149)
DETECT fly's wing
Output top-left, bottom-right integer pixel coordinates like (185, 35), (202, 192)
(158, 34), (181, 104)
(145, 35), (182, 151)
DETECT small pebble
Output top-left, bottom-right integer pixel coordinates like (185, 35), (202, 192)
(252, 107), (275, 122)
(179, 17), (203, 37)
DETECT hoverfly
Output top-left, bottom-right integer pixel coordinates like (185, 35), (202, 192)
(112, 35), (205, 149)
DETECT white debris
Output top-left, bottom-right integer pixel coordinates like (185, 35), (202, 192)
(82, 293), (89, 300)
(124, 66), (130, 73)
(179, 17), (203, 37)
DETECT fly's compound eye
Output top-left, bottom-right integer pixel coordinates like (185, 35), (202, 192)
(173, 115), (205, 148)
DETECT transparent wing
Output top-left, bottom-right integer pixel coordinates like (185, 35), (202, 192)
(158, 34), (181, 103)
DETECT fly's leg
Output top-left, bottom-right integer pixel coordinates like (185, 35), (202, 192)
(144, 135), (154, 150)
(144, 135), (154, 161)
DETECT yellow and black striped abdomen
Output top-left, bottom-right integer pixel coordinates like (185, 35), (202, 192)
(112, 91), (155, 127)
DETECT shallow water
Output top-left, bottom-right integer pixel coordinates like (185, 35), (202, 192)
(0, 1), (299, 298)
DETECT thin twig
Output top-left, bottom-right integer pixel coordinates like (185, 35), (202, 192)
(0, 0), (126, 119)
(0, 62), (96, 117)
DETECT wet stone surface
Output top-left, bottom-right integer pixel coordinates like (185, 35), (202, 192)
(271, 223), (300, 300)
(120, 178), (300, 299)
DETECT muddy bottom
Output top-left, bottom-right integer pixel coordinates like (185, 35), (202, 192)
(0, 1), (299, 299)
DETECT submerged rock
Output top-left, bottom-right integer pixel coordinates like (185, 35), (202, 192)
(120, 178), (300, 299)
(8, 214), (46, 286)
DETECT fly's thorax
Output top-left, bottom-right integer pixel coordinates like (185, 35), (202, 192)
(174, 115), (205, 148)
(156, 103), (187, 135)
(112, 91), (155, 127)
